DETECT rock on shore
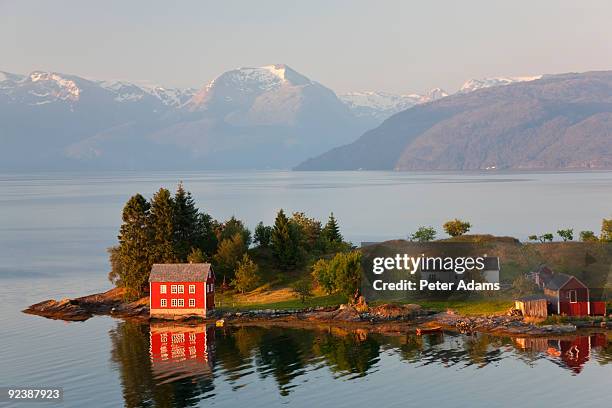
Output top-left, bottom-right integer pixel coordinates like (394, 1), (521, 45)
(23, 288), (149, 321)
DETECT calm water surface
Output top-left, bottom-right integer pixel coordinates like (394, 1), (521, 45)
(1, 170), (611, 407)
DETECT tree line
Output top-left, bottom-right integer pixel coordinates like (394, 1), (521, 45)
(108, 183), (351, 299)
(528, 218), (612, 242)
(406, 217), (612, 243)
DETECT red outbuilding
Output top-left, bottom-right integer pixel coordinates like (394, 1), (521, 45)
(149, 263), (215, 318)
(536, 267), (592, 316)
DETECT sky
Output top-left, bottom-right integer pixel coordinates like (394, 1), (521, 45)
(2, 0), (612, 94)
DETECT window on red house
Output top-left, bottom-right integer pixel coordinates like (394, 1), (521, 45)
(189, 298), (195, 307)
(160, 299), (167, 307)
(189, 285), (195, 294)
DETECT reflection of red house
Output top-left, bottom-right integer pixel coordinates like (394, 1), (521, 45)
(149, 323), (214, 380)
(149, 263), (215, 318)
(515, 333), (607, 374)
(534, 267), (604, 316)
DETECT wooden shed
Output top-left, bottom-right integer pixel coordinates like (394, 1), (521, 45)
(515, 294), (548, 318)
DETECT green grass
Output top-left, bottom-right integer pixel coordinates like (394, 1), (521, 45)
(218, 293), (346, 311)
(412, 299), (513, 315)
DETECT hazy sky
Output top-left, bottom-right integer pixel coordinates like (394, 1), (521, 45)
(2, 0), (612, 93)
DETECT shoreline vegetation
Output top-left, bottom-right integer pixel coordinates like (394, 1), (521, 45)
(24, 183), (612, 337)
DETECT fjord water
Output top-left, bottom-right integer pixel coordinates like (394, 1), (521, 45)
(1, 170), (611, 407)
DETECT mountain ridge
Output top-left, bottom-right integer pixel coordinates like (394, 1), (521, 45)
(295, 71), (612, 171)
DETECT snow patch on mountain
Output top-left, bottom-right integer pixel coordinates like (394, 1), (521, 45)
(99, 80), (195, 107)
(459, 76), (542, 93)
(29, 71), (81, 101)
(340, 88), (448, 121)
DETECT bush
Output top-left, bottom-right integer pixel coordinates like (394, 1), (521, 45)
(443, 219), (471, 237)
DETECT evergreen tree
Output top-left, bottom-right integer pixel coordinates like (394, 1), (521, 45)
(173, 182), (200, 261)
(271, 209), (301, 270)
(254, 221), (272, 248)
(149, 188), (176, 263)
(117, 194), (152, 299)
(322, 212), (343, 244)
(219, 216), (252, 246)
(291, 212), (322, 250)
(195, 212), (219, 256)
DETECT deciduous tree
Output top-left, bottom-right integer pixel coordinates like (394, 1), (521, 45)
(443, 219), (471, 237)
(232, 254), (260, 293)
(557, 228), (573, 242)
(410, 226), (437, 242)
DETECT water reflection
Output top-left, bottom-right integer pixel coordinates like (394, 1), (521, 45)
(108, 322), (611, 407)
(513, 333), (608, 374)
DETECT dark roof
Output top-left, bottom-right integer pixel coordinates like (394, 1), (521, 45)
(540, 272), (571, 290)
(516, 294), (548, 302)
(149, 263), (212, 282)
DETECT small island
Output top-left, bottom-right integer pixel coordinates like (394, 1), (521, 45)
(24, 183), (612, 337)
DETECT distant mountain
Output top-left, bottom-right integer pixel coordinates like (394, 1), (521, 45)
(458, 76), (542, 93)
(295, 71), (612, 171)
(339, 88), (448, 122)
(0, 65), (370, 170)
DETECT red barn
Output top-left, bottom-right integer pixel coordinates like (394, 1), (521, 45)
(538, 270), (590, 316)
(149, 263), (215, 318)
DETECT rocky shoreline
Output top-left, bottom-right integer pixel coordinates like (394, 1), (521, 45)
(23, 288), (611, 336)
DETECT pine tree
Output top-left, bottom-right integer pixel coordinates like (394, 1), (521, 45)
(173, 182), (200, 261)
(219, 216), (252, 246)
(117, 194), (152, 299)
(322, 212), (343, 243)
(271, 209), (301, 270)
(254, 222), (272, 247)
(149, 188), (176, 263)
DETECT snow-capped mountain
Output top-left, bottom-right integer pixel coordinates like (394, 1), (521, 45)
(0, 65), (545, 171)
(459, 76), (542, 93)
(0, 65), (371, 170)
(339, 77), (546, 122)
(99, 80), (196, 107)
(339, 88), (449, 122)
(0, 70), (194, 108)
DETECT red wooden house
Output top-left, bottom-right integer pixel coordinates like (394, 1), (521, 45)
(534, 266), (602, 316)
(149, 263), (215, 318)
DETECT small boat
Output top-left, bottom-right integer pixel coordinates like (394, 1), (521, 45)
(416, 326), (442, 335)
(215, 319), (225, 327)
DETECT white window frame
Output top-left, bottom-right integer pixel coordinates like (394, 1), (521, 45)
(189, 298), (196, 307)
(568, 289), (577, 303)
(178, 298), (184, 307)
(189, 284), (196, 294)
(160, 298), (167, 307)
(171, 298), (178, 307)
(178, 285), (184, 294)
(171, 285), (177, 294)
(160, 284), (167, 294)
